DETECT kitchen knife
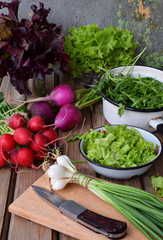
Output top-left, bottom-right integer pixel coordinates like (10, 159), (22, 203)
(32, 185), (127, 239)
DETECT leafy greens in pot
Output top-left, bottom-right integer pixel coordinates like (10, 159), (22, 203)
(81, 125), (158, 168)
(98, 70), (163, 116)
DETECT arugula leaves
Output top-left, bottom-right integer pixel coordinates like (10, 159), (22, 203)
(98, 71), (163, 115)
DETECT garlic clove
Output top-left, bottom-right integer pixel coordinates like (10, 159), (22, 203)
(57, 155), (76, 172)
(51, 178), (71, 191)
(47, 164), (72, 179)
(47, 164), (58, 179)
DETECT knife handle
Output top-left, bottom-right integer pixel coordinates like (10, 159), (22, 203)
(59, 200), (127, 239)
(77, 209), (127, 239)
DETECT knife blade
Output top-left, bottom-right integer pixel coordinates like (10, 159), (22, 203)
(32, 185), (127, 239)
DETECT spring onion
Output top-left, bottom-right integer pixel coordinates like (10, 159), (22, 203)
(45, 155), (163, 240)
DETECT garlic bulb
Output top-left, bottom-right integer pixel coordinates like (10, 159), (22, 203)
(46, 155), (77, 191)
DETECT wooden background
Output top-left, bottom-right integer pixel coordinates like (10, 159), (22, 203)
(0, 72), (163, 240)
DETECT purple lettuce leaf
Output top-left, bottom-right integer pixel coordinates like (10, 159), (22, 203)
(0, 0), (71, 95)
(0, 0), (19, 22)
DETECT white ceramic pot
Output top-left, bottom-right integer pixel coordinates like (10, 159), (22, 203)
(79, 126), (162, 179)
(101, 66), (163, 132)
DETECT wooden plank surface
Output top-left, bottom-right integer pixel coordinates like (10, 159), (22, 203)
(8, 174), (148, 240)
(0, 72), (163, 240)
(0, 166), (12, 234)
(7, 168), (53, 240)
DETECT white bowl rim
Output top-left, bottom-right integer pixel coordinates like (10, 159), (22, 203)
(79, 125), (163, 171)
(99, 65), (163, 112)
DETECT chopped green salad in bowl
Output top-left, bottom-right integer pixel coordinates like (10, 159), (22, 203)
(79, 125), (162, 179)
(98, 65), (163, 132)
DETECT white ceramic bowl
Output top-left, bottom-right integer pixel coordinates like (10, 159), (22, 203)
(100, 66), (163, 132)
(79, 126), (162, 179)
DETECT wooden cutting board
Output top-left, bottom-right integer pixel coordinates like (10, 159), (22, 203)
(9, 174), (147, 240)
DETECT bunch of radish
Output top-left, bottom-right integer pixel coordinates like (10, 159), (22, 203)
(0, 114), (59, 169)
(12, 84), (83, 130)
(0, 84), (84, 169)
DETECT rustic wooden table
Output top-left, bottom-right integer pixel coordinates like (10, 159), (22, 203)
(0, 73), (162, 240)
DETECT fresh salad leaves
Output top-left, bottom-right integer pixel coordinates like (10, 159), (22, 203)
(81, 125), (158, 168)
(151, 175), (163, 197)
(98, 70), (163, 116)
(64, 23), (137, 78)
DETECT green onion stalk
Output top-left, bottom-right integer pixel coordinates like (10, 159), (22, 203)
(45, 155), (163, 240)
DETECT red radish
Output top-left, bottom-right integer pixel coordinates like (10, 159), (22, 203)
(27, 116), (44, 133)
(27, 116), (46, 133)
(54, 104), (82, 130)
(13, 127), (32, 145)
(41, 128), (58, 144)
(27, 116), (56, 133)
(9, 114), (26, 130)
(9, 149), (18, 168)
(35, 150), (48, 161)
(0, 134), (15, 152)
(17, 147), (34, 167)
(29, 101), (55, 124)
(30, 133), (48, 152)
(0, 151), (9, 167)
